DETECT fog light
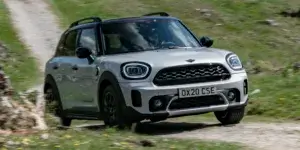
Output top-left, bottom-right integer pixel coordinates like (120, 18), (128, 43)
(228, 91), (236, 101)
(153, 99), (163, 108)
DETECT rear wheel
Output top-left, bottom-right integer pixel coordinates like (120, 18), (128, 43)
(102, 85), (131, 129)
(214, 107), (245, 125)
(44, 79), (72, 127)
(60, 117), (72, 127)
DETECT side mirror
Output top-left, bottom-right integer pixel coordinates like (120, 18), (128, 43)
(76, 47), (92, 59)
(199, 36), (214, 48)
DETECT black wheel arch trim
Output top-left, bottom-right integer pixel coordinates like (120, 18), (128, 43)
(98, 71), (126, 113)
(44, 74), (56, 93)
(43, 74), (66, 117)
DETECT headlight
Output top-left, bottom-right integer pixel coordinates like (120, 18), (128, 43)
(121, 62), (151, 79)
(226, 53), (243, 70)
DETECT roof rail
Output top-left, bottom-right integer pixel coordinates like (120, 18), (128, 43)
(69, 17), (102, 28)
(143, 12), (170, 17)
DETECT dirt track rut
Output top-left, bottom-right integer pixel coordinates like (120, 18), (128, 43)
(3, 0), (300, 150)
(159, 122), (300, 150)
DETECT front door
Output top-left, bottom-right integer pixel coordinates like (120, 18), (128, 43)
(69, 27), (100, 116)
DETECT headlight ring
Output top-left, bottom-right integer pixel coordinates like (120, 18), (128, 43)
(121, 62), (151, 80)
(226, 53), (243, 70)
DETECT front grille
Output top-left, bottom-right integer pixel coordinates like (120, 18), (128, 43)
(153, 64), (231, 86)
(168, 95), (224, 111)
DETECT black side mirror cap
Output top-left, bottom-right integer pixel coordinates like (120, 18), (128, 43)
(199, 36), (214, 48)
(76, 47), (92, 59)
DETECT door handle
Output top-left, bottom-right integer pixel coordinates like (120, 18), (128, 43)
(72, 65), (78, 71)
(95, 66), (100, 76)
(53, 64), (59, 70)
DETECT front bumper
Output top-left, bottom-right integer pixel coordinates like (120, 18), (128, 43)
(119, 72), (248, 118)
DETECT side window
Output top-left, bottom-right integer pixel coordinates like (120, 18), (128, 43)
(78, 28), (97, 55)
(57, 30), (78, 56)
(54, 34), (66, 57)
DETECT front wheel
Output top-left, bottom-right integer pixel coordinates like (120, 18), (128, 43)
(214, 107), (245, 125)
(102, 85), (131, 129)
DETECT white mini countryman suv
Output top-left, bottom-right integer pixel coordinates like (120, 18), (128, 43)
(44, 12), (249, 127)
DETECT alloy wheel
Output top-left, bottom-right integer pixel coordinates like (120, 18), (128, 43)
(103, 92), (117, 125)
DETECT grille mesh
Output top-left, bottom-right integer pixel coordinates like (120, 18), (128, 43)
(153, 64), (231, 86)
(168, 95), (224, 110)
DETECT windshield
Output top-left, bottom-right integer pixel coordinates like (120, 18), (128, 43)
(102, 18), (200, 54)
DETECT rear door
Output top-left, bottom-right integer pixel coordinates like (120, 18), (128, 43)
(55, 30), (80, 110)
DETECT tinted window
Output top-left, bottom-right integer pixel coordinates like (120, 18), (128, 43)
(63, 30), (78, 56)
(54, 34), (66, 57)
(78, 28), (97, 55)
(102, 19), (200, 55)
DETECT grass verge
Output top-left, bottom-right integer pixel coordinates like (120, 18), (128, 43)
(0, 1), (39, 91)
(1, 128), (244, 150)
(49, 0), (300, 119)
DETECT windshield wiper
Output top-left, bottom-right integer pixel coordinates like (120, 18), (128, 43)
(168, 46), (193, 49)
(142, 46), (193, 51)
(143, 47), (161, 51)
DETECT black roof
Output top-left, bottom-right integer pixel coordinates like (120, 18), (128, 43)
(103, 16), (178, 24)
(67, 15), (179, 32)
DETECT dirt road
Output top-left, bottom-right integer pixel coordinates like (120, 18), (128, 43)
(3, 0), (300, 150)
(156, 121), (300, 150)
(3, 0), (62, 92)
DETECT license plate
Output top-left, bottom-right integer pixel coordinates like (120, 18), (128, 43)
(178, 87), (217, 98)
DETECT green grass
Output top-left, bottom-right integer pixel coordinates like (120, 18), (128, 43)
(1, 128), (244, 150)
(49, 0), (300, 119)
(0, 1), (39, 91)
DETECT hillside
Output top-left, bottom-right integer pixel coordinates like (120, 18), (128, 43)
(0, 0), (247, 149)
(50, 0), (300, 118)
(1, 0), (300, 149)
(0, 1), (38, 90)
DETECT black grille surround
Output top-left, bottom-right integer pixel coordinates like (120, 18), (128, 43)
(153, 63), (231, 86)
(168, 95), (225, 111)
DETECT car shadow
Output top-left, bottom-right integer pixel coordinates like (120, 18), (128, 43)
(134, 121), (222, 135)
(73, 121), (224, 136)
(74, 123), (107, 131)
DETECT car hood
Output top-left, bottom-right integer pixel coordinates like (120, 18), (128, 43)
(101, 47), (232, 67)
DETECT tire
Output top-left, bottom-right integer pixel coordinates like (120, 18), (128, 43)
(214, 107), (245, 125)
(102, 85), (131, 129)
(44, 78), (72, 127)
(60, 117), (72, 127)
